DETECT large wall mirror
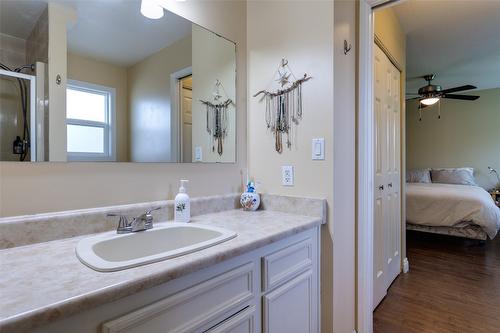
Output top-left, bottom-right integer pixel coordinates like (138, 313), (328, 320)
(0, 0), (236, 163)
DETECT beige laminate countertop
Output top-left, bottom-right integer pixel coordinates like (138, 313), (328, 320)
(0, 209), (323, 333)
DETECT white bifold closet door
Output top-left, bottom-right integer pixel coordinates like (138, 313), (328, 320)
(373, 44), (402, 310)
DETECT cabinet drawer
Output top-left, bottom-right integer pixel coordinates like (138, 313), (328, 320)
(205, 306), (256, 333)
(102, 263), (254, 333)
(262, 238), (312, 292)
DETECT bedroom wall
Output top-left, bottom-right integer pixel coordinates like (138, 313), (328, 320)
(407, 87), (500, 190)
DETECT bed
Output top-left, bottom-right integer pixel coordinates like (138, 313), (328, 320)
(406, 183), (500, 240)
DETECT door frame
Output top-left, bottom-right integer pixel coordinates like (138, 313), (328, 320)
(170, 66), (192, 163)
(179, 75), (193, 163)
(357, 1), (405, 333)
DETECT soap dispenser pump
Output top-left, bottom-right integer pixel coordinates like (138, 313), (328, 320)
(175, 180), (190, 223)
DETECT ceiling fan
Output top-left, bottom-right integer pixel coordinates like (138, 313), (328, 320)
(406, 74), (480, 108)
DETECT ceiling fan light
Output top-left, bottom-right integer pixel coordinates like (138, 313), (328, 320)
(420, 97), (439, 106)
(141, 0), (164, 19)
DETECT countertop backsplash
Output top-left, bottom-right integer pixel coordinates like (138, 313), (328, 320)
(0, 193), (326, 249)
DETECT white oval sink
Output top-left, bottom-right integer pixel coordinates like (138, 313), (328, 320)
(76, 223), (237, 272)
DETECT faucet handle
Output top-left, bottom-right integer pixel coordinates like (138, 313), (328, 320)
(107, 213), (130, 234)
(139, 207), (161, 230)
(145, 207), (162, 215)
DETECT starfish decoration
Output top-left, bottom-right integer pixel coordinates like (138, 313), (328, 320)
(212, 80), (222, 101)
(213, 90), (222, 101)
(277, 73), (290, 87)
(276, 68), (291, 88)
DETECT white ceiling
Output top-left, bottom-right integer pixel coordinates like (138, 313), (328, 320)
(392, 0), (500, 94)
(0, 0), (192, 67)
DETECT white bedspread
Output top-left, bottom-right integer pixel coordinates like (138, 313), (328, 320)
(406, 183), (500, 239)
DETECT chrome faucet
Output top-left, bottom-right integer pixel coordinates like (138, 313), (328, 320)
(107, 207), (161, 234)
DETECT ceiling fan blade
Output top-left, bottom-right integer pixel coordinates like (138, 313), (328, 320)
(405, 97), (420, 101)
(442, 94), (480, 101)
(440, 84), (476, 94)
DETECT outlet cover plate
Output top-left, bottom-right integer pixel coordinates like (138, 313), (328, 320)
(282, 165), (294, 186)
(195, 146), (202, 162)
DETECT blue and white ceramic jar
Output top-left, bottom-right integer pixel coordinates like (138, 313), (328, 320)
(240, 182), (260, 211)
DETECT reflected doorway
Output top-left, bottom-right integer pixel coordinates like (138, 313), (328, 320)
(180, 75), (192, 163)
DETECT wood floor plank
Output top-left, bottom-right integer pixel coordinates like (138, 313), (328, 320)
(373, 231), (500, 333)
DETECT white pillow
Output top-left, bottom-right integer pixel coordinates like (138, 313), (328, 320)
(431, 167), (477, 186)
(406, 169), (432, 183)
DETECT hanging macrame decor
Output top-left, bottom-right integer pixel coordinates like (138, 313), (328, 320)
(200, 80), (233, 156)
(253, 58), (311, 153)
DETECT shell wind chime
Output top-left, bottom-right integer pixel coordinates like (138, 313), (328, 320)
(253, 59), (311, 153)
(200, 80), (233, 156)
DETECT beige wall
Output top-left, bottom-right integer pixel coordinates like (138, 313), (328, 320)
(0, 33), (26, 68)
(128, 35), (192, 162)
(26, 6), (48, 66)
(374, 8), (405, 69)
(67, 53), (129, 162)
(0, 1), (247, 217)
(407, 88), (500, 189)
(47, 3), (76, 161)
(247, 1), (339, 331)
(333, 1), (356, 332)
(191, 25), (236, 163)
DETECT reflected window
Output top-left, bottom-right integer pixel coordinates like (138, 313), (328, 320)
(66, 80), (115, 161)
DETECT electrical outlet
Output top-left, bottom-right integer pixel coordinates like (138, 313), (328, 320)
(282, 165), (294, 186)
(195, 146), (202, 161)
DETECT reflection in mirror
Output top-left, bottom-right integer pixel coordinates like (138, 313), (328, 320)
(0, 0), (236, 163)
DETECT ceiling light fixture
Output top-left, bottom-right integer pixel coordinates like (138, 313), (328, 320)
(420, 97), (440, 106)
(141, 0), (164, 19)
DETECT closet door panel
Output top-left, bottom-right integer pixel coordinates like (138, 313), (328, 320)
(373, 44), (402, 308)
(373, 45), (388, 309)
(387, 64), (401, 283)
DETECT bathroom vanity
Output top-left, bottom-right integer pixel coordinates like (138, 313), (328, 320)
(0, 194), (325, 333)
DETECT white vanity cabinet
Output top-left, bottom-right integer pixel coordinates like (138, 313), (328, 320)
(32, 227), (320, 333)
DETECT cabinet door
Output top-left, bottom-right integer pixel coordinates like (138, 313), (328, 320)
(205, 306), (256, 333)
(263, 270), (314, 333)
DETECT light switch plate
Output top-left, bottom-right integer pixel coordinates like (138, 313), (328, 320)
(195, 146), (203, 162)
(282, 165), (294, 186)
(312, 138), (325, 160)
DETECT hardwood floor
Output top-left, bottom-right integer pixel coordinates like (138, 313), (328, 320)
(374, 231), (500, 333)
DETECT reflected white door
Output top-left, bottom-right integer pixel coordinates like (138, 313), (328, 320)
(373, 44), (401, 309)
(180, 76), (193, 163)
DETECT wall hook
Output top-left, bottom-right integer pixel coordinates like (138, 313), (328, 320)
(344, 40), (352, 55)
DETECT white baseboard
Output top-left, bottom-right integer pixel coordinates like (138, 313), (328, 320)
(403, 257), (409, 273)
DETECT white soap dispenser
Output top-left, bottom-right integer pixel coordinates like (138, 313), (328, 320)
(175, 180), (190, 223)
